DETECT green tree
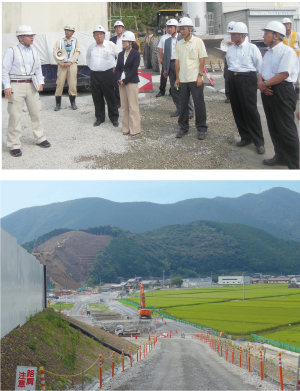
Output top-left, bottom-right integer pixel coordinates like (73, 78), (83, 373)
(171, 277), (183, 287)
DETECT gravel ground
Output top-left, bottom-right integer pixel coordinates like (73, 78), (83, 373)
(100, 338), (278, 391)
(3, 71), (285, 170)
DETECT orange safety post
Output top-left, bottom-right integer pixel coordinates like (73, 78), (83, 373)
(139, 345), (142, 361)
(260, 350), (263, 380)
(149, 333), (151, 341)
(239, 346), (242, 368)
(248, 347), (251, 373)
(149, 340), (151, 352)
(146, 343), (148, 356)
(135, 333), (137, 339)
(279, 352), (284, 391)
(137, 346), (139, 362)
(122, 349), (124, 372)
(170, 330), (171, 338)
(226, 343), (228, 361)
(39, 367), (46, 391)
(143, 344), (145, 358)
(99, 354), (102, 389)
(220, 341), (223, 357)
(112, 351), (115, 378)
(151, 340), (153, 350)
(232, 345), (234, 364)
(176, 329), (178, 333)
(129, 348), (132, 367)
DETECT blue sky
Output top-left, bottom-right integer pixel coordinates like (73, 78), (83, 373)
(1, 180), (299, 218)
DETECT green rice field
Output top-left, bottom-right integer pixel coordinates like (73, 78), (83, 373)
(124, 285), (300, 340)
(261, 325), (300, 348)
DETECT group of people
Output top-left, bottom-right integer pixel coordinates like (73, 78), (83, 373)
(2, 18), (300, 169)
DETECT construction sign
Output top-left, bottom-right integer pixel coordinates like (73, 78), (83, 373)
(15, 366), (37, 390)
(138, 72), (153, 92)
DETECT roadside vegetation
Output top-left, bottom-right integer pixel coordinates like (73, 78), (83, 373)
(123, 285), (300, 342)
(1, 309), (135, 391)
(48, 303), (74, 311)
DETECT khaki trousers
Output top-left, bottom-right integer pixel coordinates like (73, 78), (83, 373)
(55, 63), (78, 96)
(119, 83), (141, 135)
(7, 82), (46, 150)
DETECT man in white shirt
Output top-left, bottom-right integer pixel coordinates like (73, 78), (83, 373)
(110, 20), (125, 108)
(2, 25), (50, 157)
(258, 21), (299, 169)
(156, 26), (171, 98)
(87, 25), (121, 127)
(226, 22), (265, 155)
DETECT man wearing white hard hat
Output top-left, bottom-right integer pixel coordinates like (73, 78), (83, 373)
(110, 20), (125, 108)
(2, 25), (50, 157)
(163, 19), (194, 118)
(86, 25), (121, 127)
(281, 18), (300, 96)
(53, 25), (81, 111)
(258, 21), (299, 169)
(156, 20), (172, 98)
(174, 17), (208, 140)
(226, 22), (265, 155)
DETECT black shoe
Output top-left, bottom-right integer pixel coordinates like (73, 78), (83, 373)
(189, 114), (194, 120)
(176, 129), (188, 138)
(236, 139), (252, 147)
(69, 95), (78, 110)
(37, 140), (51, 148)
(93, 120), (103, 127)
(113, 122), (119, 127)
(225, 98), (230, 103)
(171, 111), (180, 117)
(10, 149), (22, 157)
(263, 157), (287, 166)
(198, 131), (207, 140)
(156, 91), (165, 98)
(54, 96), (61, 111)
(256, 145), (265, 155)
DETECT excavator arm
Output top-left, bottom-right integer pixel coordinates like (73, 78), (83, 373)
(138, 281), (152, 319)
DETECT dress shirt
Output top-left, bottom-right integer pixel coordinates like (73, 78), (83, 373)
(158, 33), (171, 53)
(2, 43), (44, 89)
(170, 33), (178, 59)
(86, 40), (121, 71)
(116, 36), (123, 50)
(173, 35), (208, 82)
(260, 42), (299, 83)
(226, 41), (262, 73)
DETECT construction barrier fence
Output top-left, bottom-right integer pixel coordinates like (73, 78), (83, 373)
(252, 334), (300, 354)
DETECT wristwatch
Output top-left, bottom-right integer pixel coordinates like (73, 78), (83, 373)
(263, 81), (268, 86)
(198, 73), (204, 76)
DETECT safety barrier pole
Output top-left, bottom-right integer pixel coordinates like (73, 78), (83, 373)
(170, 330), (172, 338)
(279, 352), (283, 391)
(129, 348), (132, 367)
(260, 350), (263, 380)
(39, 367), (46, 391)
(149, 341), (151, 352)
(112, 352), (115, 378)
(151, 340), (153, 350)
(248, 347), (251, 373)
(221, 340), (223, 357)
(296, 354), (300, 390)
(122, 349), (124, 372)
(239, 346), (242, 368)
(232, 345), (234, 364)
(143, 344), (145, 358)
(226, 343), (228, 361)
(139, 345), (142, 361)
(99, 355), (102, 389)
(218, 340), (220, 354)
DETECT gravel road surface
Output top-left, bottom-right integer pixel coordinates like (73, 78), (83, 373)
(3, 69), (295, 170)
(101, 338), (276, 391)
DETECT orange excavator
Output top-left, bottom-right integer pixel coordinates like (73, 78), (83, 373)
(138, 281), (152, 319)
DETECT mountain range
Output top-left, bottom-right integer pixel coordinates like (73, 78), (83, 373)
(1, 187), (299, 244)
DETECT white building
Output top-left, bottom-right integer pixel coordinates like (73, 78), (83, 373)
(218, 276), (251, 285)
(182, 278), (213, 288)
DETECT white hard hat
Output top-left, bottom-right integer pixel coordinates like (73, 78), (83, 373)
(166, 19), (178, 27)
(281, 18), (292, 24)
(54, 48), (67, 61)
(262, 21), (286, 36)
(227, 21), (236, 32)
(178, 17), (193, 27)
(64, 25), (75, 31)
(16, 25), (36, 36)
(114, 20), (125, 28)
(93, 25), (106, 34)
(231, 22), (248, 34)
(121, 31), (136, 42)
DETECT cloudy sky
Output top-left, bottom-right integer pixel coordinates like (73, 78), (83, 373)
(1, 180), (299, 218)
